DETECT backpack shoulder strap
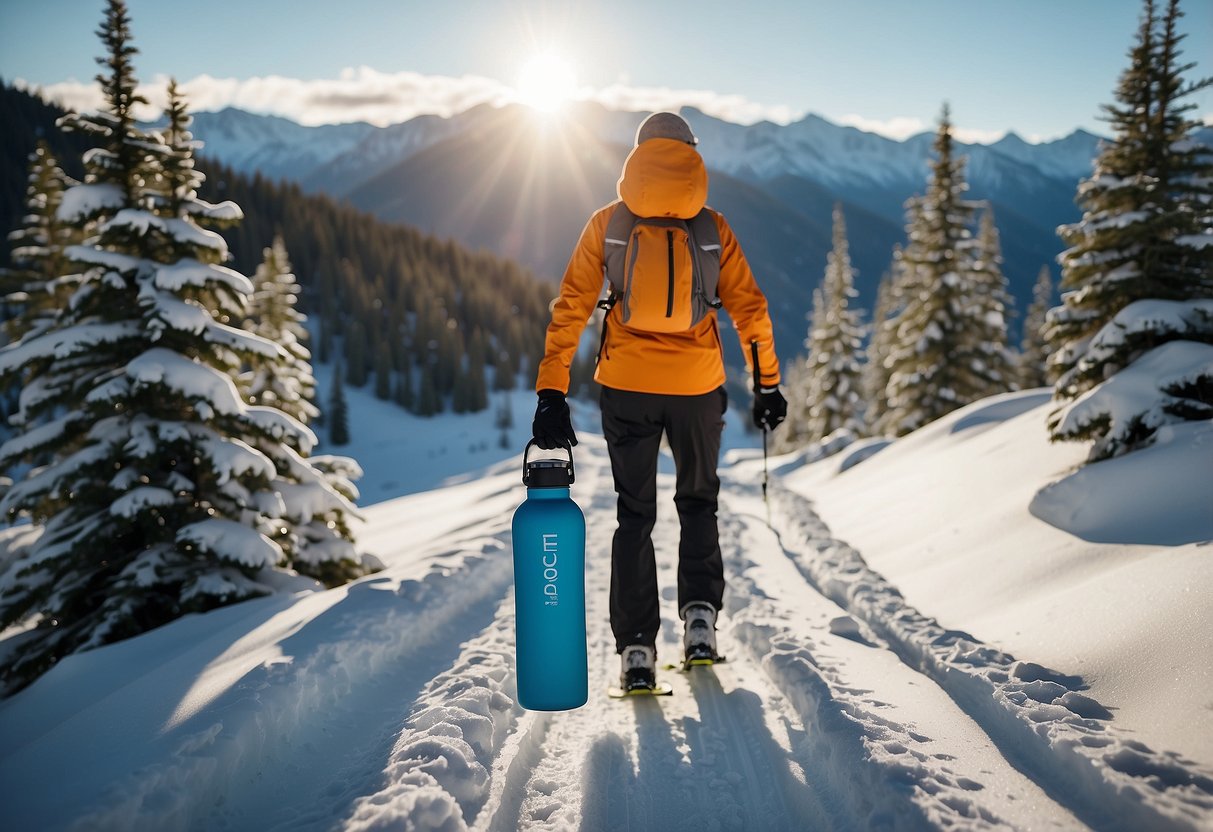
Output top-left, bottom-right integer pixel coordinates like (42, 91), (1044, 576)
(602, 202), (637, 296)
(689, 207), (723, 306)
(689, 207), (721, 249)
(604, 202), (637, 245)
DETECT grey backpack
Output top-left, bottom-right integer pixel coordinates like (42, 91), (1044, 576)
(600, 204), (723, 332)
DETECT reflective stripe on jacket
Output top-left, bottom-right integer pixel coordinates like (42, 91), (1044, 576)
(536, 138), (781, 396)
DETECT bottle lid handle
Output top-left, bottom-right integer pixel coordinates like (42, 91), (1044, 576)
(522, 439), (576, 486)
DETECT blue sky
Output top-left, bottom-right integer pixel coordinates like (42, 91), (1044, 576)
(2, 0), (1210, 142)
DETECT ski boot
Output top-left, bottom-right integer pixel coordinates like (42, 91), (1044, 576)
(620, 645), (658, 691)
(682, 603), (723, 667)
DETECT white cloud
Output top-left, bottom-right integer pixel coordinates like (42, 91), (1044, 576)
(953, 126), (1009, 144)
(19, 68), (801, 129)
(19, 68), (516, 127)
(834, 113), (1009, 144)
(585, 83), (798, 126)
(835, 114), (929, 140)
(834, 114), (926, 140)
(19, 69), (1076, 146)
(16, 78), (108, 117)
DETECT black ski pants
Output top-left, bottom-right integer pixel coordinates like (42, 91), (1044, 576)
(600, 385), (727, 654)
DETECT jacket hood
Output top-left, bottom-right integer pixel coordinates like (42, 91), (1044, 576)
(617, 138), (708, 219)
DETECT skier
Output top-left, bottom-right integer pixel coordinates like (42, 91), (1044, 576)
(532, 111), (786, 694)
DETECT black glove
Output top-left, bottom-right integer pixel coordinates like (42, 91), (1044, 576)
(532, 389), (578, 449)
(752, 387), (787, 431)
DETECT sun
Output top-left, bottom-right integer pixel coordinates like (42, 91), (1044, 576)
(515, 53), (577, 114)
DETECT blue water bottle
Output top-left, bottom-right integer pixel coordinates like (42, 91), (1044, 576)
(511, 441), (588, 710)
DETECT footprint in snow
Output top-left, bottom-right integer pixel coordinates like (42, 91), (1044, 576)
(828, 615), (876, 647)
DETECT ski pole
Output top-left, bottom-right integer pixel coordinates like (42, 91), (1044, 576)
(750, 341), (770, 526)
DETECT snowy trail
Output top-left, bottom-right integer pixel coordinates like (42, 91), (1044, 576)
(318, 438), (1086, 831)
(718, 492), (1080, 831)
(467, 441), (831, 832)
(5, 432), (1212, 831)
(333, 442), (830, 831)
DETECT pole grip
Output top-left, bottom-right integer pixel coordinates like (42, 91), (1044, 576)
(749, 340), (761, 394)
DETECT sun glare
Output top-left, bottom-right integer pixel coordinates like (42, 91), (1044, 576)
(515, 53), (577, 114)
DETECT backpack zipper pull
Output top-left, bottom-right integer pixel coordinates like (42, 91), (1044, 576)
(665, 230), (675, 317)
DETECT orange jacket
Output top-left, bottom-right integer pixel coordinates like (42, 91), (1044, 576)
(536, 138), (781, 396)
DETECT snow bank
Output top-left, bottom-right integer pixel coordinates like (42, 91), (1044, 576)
(0, 524), (514, 831)
(782, 390), (1213, 774)
(1032, 419), (1213, 544)
(768, 484), (1213, 830)
(781, 395), (1208, 771)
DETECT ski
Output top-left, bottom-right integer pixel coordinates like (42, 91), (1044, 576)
(607, 682), (674, 699)
(664, 655), (727, 672)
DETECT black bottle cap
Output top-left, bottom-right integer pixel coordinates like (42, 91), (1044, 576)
(522, 440), (576, 487)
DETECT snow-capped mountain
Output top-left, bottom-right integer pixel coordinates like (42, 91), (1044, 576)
(688, 109), (1102, 193)
(189, 106), (376, 182)
(191, 102), (1106, 201)
(301, 108), (496, 196)
(989, 129), (1108, 181)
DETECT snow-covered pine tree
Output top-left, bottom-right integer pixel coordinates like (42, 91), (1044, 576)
(863, 249), (903, 436)
(771, 290), (820, 453)
(967, 207), (1017, 399)
(467, 331), (489, 412)
(469, 353), (488, 412)
(235, 228), (363, 585)
(1019, 266), (1054, 389)
(1047, 0), (1213, 461)
(157, 80), (364, 585)
(242, 234), (319, 423)
(0, 1), (359, 695)
(881, 106), (987, 436)
(3, 141), (76, 342)
(803, 205), (866, 444)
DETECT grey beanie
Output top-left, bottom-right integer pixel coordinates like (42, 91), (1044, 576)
(635, 111), (698, 147)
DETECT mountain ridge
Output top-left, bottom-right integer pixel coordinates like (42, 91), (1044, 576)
(190, 100), (1109, 198)
(173, 101), (1212, 355)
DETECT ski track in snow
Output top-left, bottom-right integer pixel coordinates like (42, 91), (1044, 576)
(755, 478), (1213, 832)
(717, 498), (1082, 832)
(31, 436), (1213, 831)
